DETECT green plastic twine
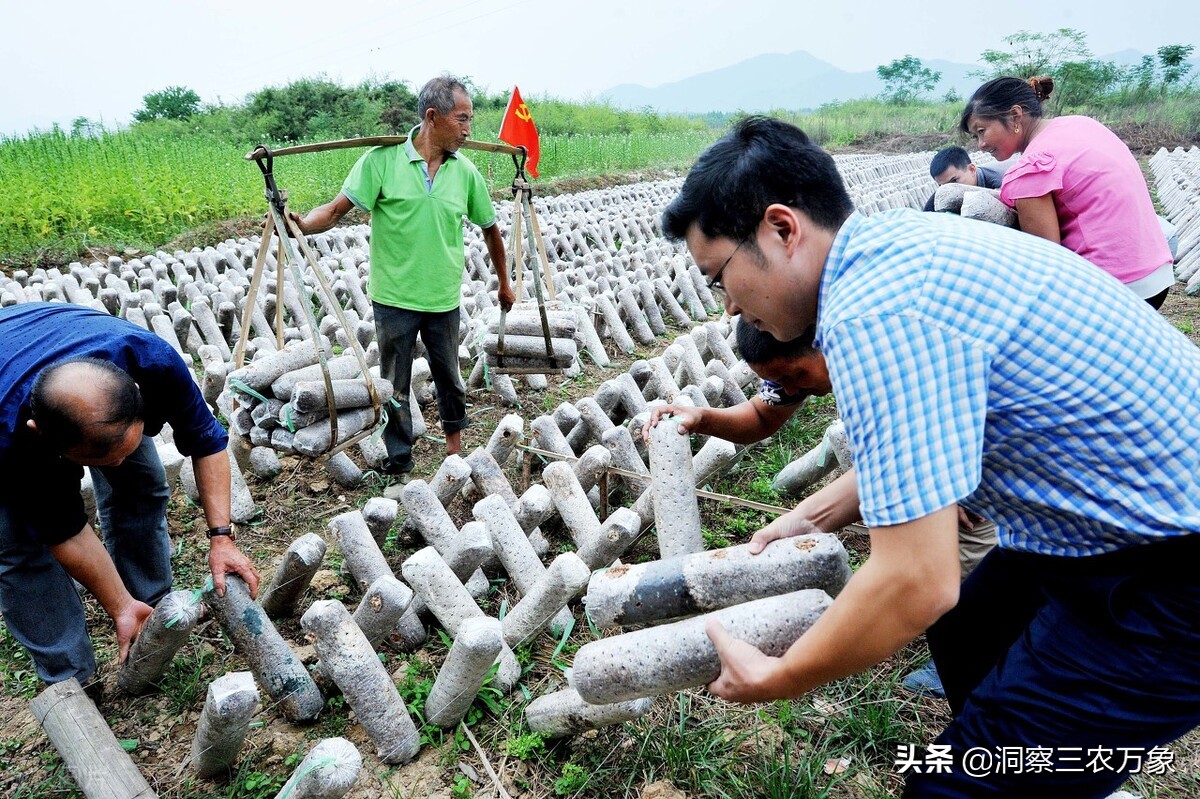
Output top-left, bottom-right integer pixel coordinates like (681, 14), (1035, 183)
(282, 404), (296, 433)
(370, 398), (400, 445)
(227, 377), (269, 404)
(164, 588), (203, 629)
(276, 756), (338, 799)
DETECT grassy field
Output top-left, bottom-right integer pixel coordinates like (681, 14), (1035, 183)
(0, 125), (718, 268)
(4, 90), (1197, 269)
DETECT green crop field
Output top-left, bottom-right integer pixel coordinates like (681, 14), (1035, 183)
(3, 74), (1196, 269)
(0, 126), (718, 267)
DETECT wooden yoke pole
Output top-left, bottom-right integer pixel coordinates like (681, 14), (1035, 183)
(244, 136), (521, 160)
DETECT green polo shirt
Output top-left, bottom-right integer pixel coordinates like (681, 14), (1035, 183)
(341, 129), (496, 313)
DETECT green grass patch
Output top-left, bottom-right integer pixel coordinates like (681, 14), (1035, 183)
(0, 120), (715, 266)
(0, 626), (40, 700)
(9, 758), (82, 799)
(726, 743), (845, 799)
(157, 640), (216, 715)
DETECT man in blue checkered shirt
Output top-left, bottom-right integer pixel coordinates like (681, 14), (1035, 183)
(661, 116), (1200, 798)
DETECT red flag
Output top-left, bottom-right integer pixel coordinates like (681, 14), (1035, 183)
(499, 86), (540, 178)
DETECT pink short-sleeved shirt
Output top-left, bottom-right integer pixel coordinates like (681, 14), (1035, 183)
(1000, 116), (1171, 284)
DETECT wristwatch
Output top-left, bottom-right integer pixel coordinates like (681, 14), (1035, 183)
(207, 525), (236, 542)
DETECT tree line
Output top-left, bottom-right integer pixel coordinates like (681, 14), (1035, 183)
(64, 27), (1195, 144)
(877, 29), (1194, 108)
(73, 77), (706, 146)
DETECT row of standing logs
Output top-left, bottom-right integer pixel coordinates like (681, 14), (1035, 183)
(1151, 146), (1200, 293)
(35, 313), (858, 796)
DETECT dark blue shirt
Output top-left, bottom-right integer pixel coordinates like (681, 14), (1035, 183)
(0, 303), (227, 545)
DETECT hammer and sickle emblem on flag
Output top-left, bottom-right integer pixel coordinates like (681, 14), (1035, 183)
(500, 87), (540, 177)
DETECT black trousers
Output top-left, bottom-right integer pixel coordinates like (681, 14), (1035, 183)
(373, 302), (468, 473)
(905, 535), (1200, 798)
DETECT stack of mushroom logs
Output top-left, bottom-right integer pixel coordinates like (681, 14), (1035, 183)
(1151, 145), (1200, 294)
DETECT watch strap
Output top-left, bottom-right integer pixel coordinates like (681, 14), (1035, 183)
(207, 525), (234, 540)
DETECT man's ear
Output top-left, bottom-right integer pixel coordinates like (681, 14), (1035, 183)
(762, 204), (803, 253)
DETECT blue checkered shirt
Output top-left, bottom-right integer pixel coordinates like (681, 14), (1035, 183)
(815, 210), (1200, 556)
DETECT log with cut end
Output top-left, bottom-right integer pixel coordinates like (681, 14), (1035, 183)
(30, 678), (158, 798)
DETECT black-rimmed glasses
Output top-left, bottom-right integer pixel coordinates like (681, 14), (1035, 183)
(707, 238), (746, 294)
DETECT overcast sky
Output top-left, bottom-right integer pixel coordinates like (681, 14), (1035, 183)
(5, 0), (1196, 136)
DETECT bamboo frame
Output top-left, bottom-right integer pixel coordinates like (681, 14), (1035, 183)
(235, 190), (382, 459)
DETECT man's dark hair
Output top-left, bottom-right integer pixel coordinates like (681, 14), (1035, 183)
(418, 74), (469, 119)
(959, 76), (1054, 134)
(929, 146), (972, 178)
(29, 358), (144, 452)
(736, 318), (818, 365)
(661, 116), (854, 248)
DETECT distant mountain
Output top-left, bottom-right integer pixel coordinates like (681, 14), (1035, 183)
(1103, 49), (1152, 67)
(1102, 48), (1200, 77)
(602, 50), (985, 113)
(601, 49), (1199, 114)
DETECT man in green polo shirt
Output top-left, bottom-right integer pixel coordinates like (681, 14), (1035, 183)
(290, 75), (515, 488)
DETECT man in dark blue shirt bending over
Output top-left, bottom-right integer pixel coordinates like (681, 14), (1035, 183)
(0, 303), (259, 689)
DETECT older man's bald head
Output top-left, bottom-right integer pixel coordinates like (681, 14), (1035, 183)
(28, 359), (145, 459)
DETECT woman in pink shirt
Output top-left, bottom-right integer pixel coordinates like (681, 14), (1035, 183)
(961, 77), (1174, 308)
